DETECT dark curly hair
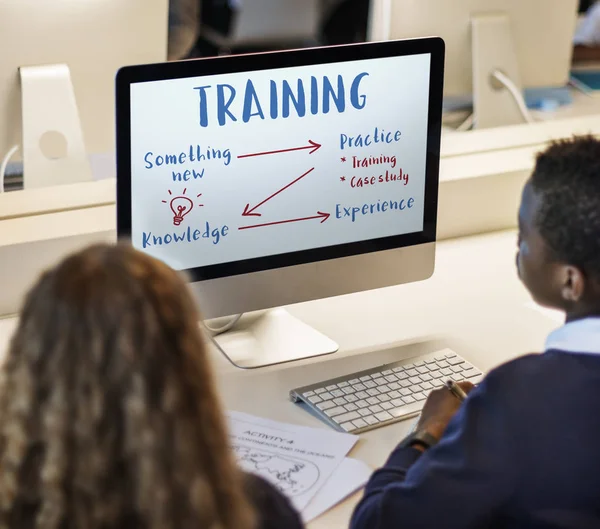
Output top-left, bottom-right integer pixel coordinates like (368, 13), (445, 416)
(530, 135), (600, 280)
(0, 244), (255, 529)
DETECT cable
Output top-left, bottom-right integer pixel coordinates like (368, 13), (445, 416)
(203, 313), (243, 336)
(0, 145), (19, 193)
(491, 70), (535, 124)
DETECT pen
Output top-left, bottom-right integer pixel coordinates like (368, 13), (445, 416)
(445, 379), (468, 402)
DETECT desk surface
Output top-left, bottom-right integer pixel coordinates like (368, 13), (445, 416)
(0, 230), (561, 528)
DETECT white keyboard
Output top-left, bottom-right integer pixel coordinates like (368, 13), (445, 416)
(290, 349), (482, 434)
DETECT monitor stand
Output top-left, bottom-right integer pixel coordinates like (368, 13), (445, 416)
(471, 13), (530, 129)
(20, 64), (93, 189)
(207, 308), (339, 369)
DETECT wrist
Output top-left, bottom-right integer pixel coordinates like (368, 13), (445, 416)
(399, 429), (439, 452)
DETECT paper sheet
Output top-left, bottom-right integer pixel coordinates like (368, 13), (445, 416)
(302, 457), (371, 523)
(227, 411), (358, 512)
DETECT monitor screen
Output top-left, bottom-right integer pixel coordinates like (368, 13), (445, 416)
(117, 39), (444, 280)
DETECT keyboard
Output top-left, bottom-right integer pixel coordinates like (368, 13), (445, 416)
(290, 348), (483, 434)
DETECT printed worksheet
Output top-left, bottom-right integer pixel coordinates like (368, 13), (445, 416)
(226, 411), (358, 511)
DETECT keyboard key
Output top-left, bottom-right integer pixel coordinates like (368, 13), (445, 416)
(346, 394), (358, 403)
(437, 360), (449, 368)
(390, 401), (423, 418)
(434, 354), (446, 361)
(388, 382), (401, 390)
(382, 370), (393, 376)
(400, 388), (412, 397)
(462, 368), (480, 378)
(397, 372), (409, 381)
(419, 373), (432, 382)
(364, 381), (376, 389)
(304, 390), (315, 397)
(406, 369), (419, 377)
(388, 390), (401, 399)
(356, 391), (369, 399)
(445, 353), (457, 359)
(429, 369), (442, 378)
(440, 368), (453, 376)
(392, 367), (404, 373)
(367, 388), (380, 397)
(331, 389), (345, 397)
(349, 378), (361, 384)
(424, 358), (437, 364)
(448, 357), (465, 366)
(413, 391), (426, 401)
(352, 418), (368, 429)
(400, 380), (412, 388)
(416, 366), (429, 374)
(376, 411), (393, 422)
(353, 383), (367, 391)
(366, 397), (380, 406)
(336, 411), (361, 423)
(356, 400), (370, 409)
(391, 398), (404, 407)
(321, 392), (334, 400)
(342, 387), (356, 395)
(467, 374), (484, 384)
(379, 384), (391, 393)
(378, 394), (391, 403)
(402, 395), (416, 404)
(365, 416), (379, 425)
(420, 381), (433, 391)
(451, 365), (463, 374)
(358, 408), (371, 417)
(414, 361), (425, 367)
(333, 397), (347, 406)
(359, 376), (371, 382)
(380, 401), (393, 410)
(338, 381), (349, 388)
(369, 404), (384, 413)
(345, 403), (358, 411)
(317, 401), (335, 411)
(315, 388), (326, 394)
(325, 406), (347, 417)
(340, 421), (357, 432)
(409, 376), (422, 385)
(308, 395), (323, 404)
(326, 385), (338, 391)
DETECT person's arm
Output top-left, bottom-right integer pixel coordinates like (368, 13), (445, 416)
(351, 373), (517, 529)
(242, 472), (304, 529)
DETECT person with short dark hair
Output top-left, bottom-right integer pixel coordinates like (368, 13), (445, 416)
(350, 135), (600, 529)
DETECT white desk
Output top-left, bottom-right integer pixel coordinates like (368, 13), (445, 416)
(0, 229), (563, 527)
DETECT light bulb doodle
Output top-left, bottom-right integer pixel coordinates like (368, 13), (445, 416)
(162, 188), (204, 226)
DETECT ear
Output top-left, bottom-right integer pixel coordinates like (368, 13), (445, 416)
(560, 265), (586, 303)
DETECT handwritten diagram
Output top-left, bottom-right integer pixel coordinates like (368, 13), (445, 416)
(232, 445), (320, 497)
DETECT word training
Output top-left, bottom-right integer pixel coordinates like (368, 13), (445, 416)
(340, 127), (401, 150)
(144, 145), (231, 169)
(194, 72), (369, 127)
(336, 197), (415, 222)
(352, 154), (397, 169)
(142, 222), (229, 248)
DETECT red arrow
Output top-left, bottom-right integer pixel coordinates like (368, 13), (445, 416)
(239, 211), (330, 230)
(237, 140), (321, 159)
(243, 167), (315, 217)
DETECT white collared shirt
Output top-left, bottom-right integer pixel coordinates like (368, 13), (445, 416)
(544, 317), (600, 355)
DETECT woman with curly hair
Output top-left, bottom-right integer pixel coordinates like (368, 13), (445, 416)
(0, 243), (302, 529)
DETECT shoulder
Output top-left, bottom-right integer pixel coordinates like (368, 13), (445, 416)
(242, 472), (305, 529)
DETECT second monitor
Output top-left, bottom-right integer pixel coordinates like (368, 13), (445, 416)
(116, 39), (444, 368)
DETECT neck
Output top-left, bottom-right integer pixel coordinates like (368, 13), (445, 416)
(565, 306), (600, 323)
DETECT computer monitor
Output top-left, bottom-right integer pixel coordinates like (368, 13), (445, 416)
(116, 39), (444, 368)
(0, 0), (168, 189)
(369, 0), (579, 129)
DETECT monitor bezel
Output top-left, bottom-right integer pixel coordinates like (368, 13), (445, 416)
(116, 38), (445, 281)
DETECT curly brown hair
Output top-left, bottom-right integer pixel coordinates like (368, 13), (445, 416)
(0, 244), (255, 529)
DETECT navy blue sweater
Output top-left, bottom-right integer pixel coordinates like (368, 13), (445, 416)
(350, 350), (600, 529)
